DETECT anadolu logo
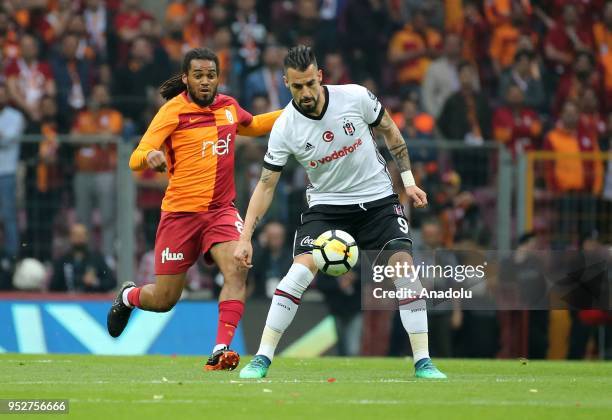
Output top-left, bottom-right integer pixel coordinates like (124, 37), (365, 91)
(322, 130), (334, 142)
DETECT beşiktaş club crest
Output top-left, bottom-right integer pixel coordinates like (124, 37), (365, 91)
(342, 119), (355, 136)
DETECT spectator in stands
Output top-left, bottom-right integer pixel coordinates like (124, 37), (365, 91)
(493, 83), (543, 157)
(231, 0), (267, 73)
(565, 230), (610, 359)
(545, 3), (594, 76)
(497, 231), (549, 359)
(459, 0), (489, 66)
(83, 0), (109, 62)
(250, 94), (272, 115)
(51, 32), (92, 117)
(279, 0), (327, 58)
(552, 51), (601, 117)
(489, 2), (538, 76)
(43, 0), (77, 45)
(49, 223), (115, 292)
(578, 86), (606, 144)
(594, 2), (612, 112)
(0, 9), (20, 71)
(341, 0), (390, 81)
(113, 0), (154, 64)
(322, 51), (352, 86)
(66, 14), (97, 62)
(243, 44), (291, 111)
(437, 61), (492, 188)
(388, 6), (442, 91)
(5, 34), (55, 126)
(498, 49), (546, 112)
(544, 100), (604, 246)
(422, 32), (468, 118)
(438, 61), (491, 145)
(318, 268), (363, 356)
(0, 82), (26, 259)
(165, 0), (215, 51)
(112, 36), (172, 131)
(250, 221), (292, 298)
(72, 83), (122, 261)
(210, 26), (237, 94)
(26, 95), (70, 262)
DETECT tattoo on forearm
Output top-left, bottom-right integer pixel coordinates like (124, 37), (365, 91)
(389, 142), (411, 172)
(377, 111), (412, 172)
(260, 168), (273, 184)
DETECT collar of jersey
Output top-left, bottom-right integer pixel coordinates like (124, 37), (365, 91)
(292, 85), (329, 121)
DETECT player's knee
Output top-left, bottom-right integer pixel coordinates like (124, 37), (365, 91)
(222, 272), (247, 293)
(379, 239), (413, 266)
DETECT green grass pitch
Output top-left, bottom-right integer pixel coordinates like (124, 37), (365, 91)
(1, 355), (611, 419)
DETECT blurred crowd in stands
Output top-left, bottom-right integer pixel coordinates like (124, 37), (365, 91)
(0, 0), (611, 359)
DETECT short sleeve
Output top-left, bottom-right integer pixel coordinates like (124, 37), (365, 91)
(356, 85), (384, 127)
(263, 123), (290, 172)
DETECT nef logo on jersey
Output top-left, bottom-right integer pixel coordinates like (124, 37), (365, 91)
(203, 133), (232, 156)
(161, 247), (184, 264)
(342, 120), (355, 136)
(308, 138), (363, 169)
(322, 131), (335, 142)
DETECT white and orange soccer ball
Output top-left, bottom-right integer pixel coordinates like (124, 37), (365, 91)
(312, 230), (359, 276)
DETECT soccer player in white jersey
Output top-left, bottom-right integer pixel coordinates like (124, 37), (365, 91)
(234, 45), (446, 379)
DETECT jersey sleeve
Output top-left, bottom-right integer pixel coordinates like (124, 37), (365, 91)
(129, 100), (180, 170)
(262, 121), (290, 172)
(355, 84), (384, 127)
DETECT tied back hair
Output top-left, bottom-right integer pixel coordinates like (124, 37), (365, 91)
(159, 48), (220, 100)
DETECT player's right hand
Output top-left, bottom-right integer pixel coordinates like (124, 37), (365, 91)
(233, 239), (253, 269)
(146, 150), (167, 172)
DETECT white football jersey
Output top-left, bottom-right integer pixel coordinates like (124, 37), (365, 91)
(263, 84), (394, 206)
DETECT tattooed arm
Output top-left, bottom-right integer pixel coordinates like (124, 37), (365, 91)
(234, 167), (282, 268)
(374, 110), (428, 207)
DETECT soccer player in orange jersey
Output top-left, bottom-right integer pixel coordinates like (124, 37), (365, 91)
(106, 48), (281, 371)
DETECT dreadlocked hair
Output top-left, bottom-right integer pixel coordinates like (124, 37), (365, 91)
(159, 48), (220, 100)
(283, 45), (317, 72)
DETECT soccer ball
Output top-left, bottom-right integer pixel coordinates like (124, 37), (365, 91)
(312, 230), (359, 276)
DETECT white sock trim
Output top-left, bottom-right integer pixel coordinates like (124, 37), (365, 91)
(122, 287), (135, 307)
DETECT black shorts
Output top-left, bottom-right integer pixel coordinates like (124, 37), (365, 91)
(292, 194), (412, 259)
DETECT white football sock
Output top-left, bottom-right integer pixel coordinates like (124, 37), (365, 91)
(395, 277), (430, 363)
(256, 263), (314, 361)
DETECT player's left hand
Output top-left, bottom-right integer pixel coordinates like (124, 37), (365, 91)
(405, 185), (427, 208)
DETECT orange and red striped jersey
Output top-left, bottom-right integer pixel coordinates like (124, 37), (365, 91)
(129, 92), (280, 212)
